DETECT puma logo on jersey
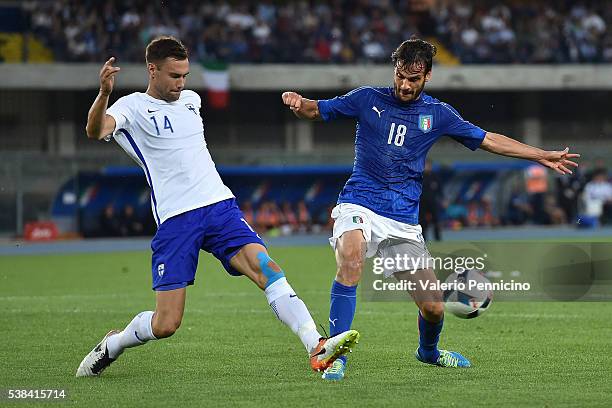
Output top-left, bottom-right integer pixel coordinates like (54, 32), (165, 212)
(372, 106), (385, 118)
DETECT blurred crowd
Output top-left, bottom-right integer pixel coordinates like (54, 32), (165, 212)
(94, 162), (612, 239)
(97, 204), (151, 237)
(96, 162), (612, 240)
(96, 200), (333, 238)
(437, 1), (612, 63)
(20, 0), (611, 64)
(424, 162), (612, 241)
(504, 163), (612, 228)
(241, 200), (333, 236)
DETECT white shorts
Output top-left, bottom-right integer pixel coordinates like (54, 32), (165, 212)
(329, 203), (432, 277)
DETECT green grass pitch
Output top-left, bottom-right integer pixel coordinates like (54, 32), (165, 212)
(1, 246), (611, 407)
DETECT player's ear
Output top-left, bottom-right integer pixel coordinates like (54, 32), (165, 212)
(147, 62), (157, 78)
(425, 70), (432, 82)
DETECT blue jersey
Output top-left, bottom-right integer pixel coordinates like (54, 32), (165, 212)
(317, 86), (486, 224)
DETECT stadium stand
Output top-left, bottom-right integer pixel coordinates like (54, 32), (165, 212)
(3, 0), (610, 64)
(1, 1), (611, 238)
(49, 161), (611, 238)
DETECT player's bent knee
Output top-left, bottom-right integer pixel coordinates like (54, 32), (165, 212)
(420, 301), (445, 321)
(338, 250), (364, 271)
(337, 258), (363, 286)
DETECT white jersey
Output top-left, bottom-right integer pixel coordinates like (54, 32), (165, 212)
(106, 90), (234, 225)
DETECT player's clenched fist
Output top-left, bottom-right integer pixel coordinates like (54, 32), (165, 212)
(282, 91), (303, 112)
(99, 57), (121, 96)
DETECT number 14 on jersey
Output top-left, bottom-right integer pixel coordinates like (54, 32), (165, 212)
(149, 115), (174, 135)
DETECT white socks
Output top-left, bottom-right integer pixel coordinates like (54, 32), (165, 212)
(265, 277), (321, 353)
(106, 311), (157, 359)
(105, 279), (321, 359)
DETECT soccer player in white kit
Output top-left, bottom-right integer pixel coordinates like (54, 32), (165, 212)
(76, 36), (359, 377)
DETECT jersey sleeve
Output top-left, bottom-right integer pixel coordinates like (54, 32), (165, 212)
(106, 95), (136, 136)
(439, 102), (486, 151)
(194, 91), (202, 109)
(317, 87), (369, 121)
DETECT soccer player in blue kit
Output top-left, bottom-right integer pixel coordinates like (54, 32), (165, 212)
(282, 38), (579, 381)
(76, 36), (359, 377)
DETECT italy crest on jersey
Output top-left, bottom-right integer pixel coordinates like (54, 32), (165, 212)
(418, 115), (433, 133)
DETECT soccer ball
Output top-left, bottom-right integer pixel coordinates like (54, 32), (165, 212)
(443, 269), (493, 319)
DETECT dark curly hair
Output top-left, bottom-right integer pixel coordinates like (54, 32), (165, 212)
(391, 38), (437, 74)
(145, 36), (188, 65)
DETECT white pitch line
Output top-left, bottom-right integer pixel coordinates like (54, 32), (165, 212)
(0, 290), (332, 301)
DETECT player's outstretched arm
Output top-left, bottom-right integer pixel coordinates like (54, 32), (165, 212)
(480, 132), (580, 175)
(85, 57), (119, 140)
(281, 91), (321, 120)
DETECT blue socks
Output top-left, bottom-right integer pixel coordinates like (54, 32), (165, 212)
(329, 282), (444, 365)
(329, 280), (357, 364)
(417, 311), (443, 362)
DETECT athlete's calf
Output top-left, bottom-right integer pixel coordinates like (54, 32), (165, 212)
(334, 230), (366, 286)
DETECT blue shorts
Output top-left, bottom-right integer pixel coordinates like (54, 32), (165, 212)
(150, 198), (265, 291)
